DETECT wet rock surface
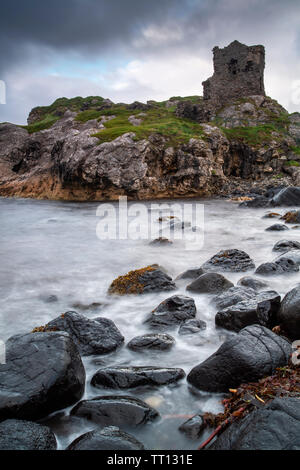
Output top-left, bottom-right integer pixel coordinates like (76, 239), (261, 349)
(209, 398), (300, 450)
(0, 332), (85, 421)
(212, 286), (257, 309)
(270, 187), (300, 206)
(109, 266), (176, 295)
(255, 257), (299, 275)
(215, 290), (281, 331)
(237, 276), (268, 290)
(145, 295), (196, 327)
(127, 333), (175, 351)
(91, 366), (185, 389)
(187, 273), (234, 294)
(44, 311), (124, 356)
(70, 395), (160, 427)
(178, 319), (207, 335)
(201, 249), (255, 273)
(0, 419), (57, 450)
(187, 325), (291, 392)
(178, 414), (206, 440)
(265, 223), (288, 231)
(272, 239), (300, 252)
(176, 267), (205, 280)
(279, 285), (300, 340)
(67, 426), (145, 450)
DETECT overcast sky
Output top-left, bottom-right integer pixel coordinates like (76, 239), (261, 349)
(0, 0), (300, 124)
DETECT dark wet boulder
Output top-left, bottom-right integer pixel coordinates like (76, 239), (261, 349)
(108, 265), (176, 295)
(279, 285), (300, 340)
(187, 325), (291, 393)
(44, 311), (124, 356)
(265, 223), (288, 231)
(275, 250), (300, 266)
(176, 267), (205, 280)
(71, 395), (159, 427)
(145, 295), (196, 327)
(212, 286), (257, 310)
(178, 414), (206, 440)
(209, 398), (300, 450)
(186, 273), (234, 294)
(237, 276), (268, 291)
(178, 319), (207, 335)
(239, 196), (269, 208)
(272, 239), (300, 252)
(67, 426), (145, 450)
(215, 290), (281, 332)
(0, 419), (57, 450)
(127, 333), (175, 351)
(270, 187), (300, 206)
(91, 366), (185, 389)
(255, 257), (299, 275)
(201, 249), (255, 273)
(0, 332), (85, 421)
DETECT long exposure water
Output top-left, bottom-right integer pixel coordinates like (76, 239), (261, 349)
(0, 196), (299, 450)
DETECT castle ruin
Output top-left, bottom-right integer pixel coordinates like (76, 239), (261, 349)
(202, 40), (265, 108)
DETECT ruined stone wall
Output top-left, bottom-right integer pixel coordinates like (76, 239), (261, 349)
(202, 40), (265, 109)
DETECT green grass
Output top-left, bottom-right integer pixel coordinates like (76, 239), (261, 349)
(222, 123), (284, 147)
(291, 146), (300, 155)
(284, 160), (300, 167)
(23, 114), (60, 134)
(91, 106), (205, 147)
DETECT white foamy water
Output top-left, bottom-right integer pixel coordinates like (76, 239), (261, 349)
(0, 196), (299, 449)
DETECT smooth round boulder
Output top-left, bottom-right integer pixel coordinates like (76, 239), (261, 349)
(237, 276), (269, 291)
(255, 258), (299, 275)
(0, 419), (57, 450)
(91, 366), (185, 389)
(187, 325), (291, 393)
(178, 319), (207, 335)
(71, 395), (159, 427)
(127, 333), (175, 351)
(265, 224), (288, 231)
(145, 295), (196, 327)
(44, 311), (124, 356)
(272, 239), (300, 252)
(186, 273), (234, 294)
(279, 285), (300, 340)
(209, 398), (300, 450)
(108, 265), (176, 295)
(201, 249), (255, 273)
(178, 414), (206, 440)
(176, 267), (205, 280)
(0, 332), (85, 421)
(67, 426), (144, 450)
(215, 290), (281, 332)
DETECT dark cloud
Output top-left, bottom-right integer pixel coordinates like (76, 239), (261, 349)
(0, 0), (299, 123)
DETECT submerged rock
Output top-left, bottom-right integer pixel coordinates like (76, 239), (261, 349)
(91, 366), (185, 389)
(279, 285), (300, 340)
(237, 276), (268, 291)
(0, 419), (57, 450)
(209, 398), (300, 450)
(265, 223), (288, 231)
(0, 332), (85, 421)
(187, 325), (291, 393)
(186, 273), (234, 294)
(71, 395), (159, 427)
(255, 257), (299, 275)
(108, 265), (176, 295)
(178, 319), (207, 335)
(201, 249), (255, 273)
(272, 239), (300, 252)
(215, 290), (281, 331)
(67, 426), (145, 450)
(44, 311), (124, 356)
(176, 267), (205, 280)
(149, 237), (173, 246)
(127, 333), (175, 351)
(145, 295), (196, 327)
(178, 414), (206, 440)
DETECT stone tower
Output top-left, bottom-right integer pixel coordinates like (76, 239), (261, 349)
(202, 40), (265, 108)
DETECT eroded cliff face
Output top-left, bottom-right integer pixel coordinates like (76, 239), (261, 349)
(0, 111), (228, 201)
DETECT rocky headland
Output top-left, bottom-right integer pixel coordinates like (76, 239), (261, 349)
(0, 40), (300, 201)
